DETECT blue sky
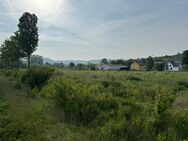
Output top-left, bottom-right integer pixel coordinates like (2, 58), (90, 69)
(0, 0), (188, 60)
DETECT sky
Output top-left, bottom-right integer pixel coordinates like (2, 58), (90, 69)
(0, 0), (188, 60)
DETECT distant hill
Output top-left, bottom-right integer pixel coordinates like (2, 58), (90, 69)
(43, 53), (183, 65)
(153, 53), (182, 62)
(43, 58), (100, 65)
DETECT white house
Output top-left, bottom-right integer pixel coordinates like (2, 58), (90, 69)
(98, 65), (129, 71)
(165, 61), (181, 71)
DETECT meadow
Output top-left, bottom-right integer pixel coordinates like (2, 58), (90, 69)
(0, 68), (188, 141)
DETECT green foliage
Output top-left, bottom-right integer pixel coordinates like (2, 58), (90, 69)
(3, 69), (14, 76)
(0, 80), (51, 141)
(69, 62), (75, 69)
(183, 64), (188, 71)
(175, 110), (188, 139)
(126, 76), (142, 81)
(177, 81), (188, 88)
(182, 50), (188, 66)
(0, 35), (24, 68)
(75, 63), (87, 70)
(1, 69), (188, 140)
(87, 63), (96, 70)
(182, 50), (188, 70)
(54, 62), (64, 68)
(2, 67), (53, 91)
(22, 67), (54, 89)
(17, 12), (39, 69)
(0, 120), (48, 141)
(146, 56), (154, 71)
(41, 71), (188, 140)
(109, 59), (126, 65)
(100, 58), (109, 65)
(155, 63), (165, 71)
(42, 77), (119, 125)
(153, 53), (182, 62)
(155, 87), (175, 115)
(109, 59), (134, 67)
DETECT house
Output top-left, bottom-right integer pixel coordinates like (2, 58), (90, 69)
(98, 65), (129, 71)
(165, 61), (182, 71)
(130, 62), (146, 71)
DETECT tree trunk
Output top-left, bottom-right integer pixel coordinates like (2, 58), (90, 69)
(27, 55), (31, 69)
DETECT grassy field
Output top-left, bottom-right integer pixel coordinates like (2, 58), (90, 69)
(0, 69), (188, 141)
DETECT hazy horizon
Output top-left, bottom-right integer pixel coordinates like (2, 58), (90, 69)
(0, 0), (188, 60)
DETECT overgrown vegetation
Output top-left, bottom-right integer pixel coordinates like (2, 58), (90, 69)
(40, 71), (188, 141)
(0, 69), (188, 141)
(0, 73), (51, 141)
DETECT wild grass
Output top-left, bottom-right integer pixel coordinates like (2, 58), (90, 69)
(0, 69), (188, 141)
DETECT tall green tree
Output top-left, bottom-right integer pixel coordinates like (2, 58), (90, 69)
(87, 63), (96, 70)
(182, 50), (188, 70)
(0, 36), (24, 68)
(155, 63), (164, 71)
(17, 12), (39, 69)
(110, 59), (126, 65)
(146, 56), (154, 71)
(69, 62), (75, 69)
(100, 58), (109, 65)
(182, 50), (188, 64)
(0, 42), (10, 66)
(10, 35), (25, 67)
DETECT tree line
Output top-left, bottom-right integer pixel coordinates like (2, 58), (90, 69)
(46, 51), (188, 71)
(0, 12), (39, 69)
(100, 51), (188, 71)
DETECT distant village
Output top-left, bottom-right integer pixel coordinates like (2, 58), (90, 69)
(98, 61), (181, 71)
(20, 50), (188, 72)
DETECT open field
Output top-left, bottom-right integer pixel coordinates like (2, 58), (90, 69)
(0, 69), (188, 141)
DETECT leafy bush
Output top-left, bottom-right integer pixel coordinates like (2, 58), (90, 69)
(41, 75), (160, 140)
(22, 67), (54, 89)
(175, 110), (188, 139)
(100, 80), (126, 96)
(0, 120), (49, 141)
(126, 76), (142, 81)
(2, 70), (188, 140)
(3, 69), (14, 77)
(155, 87), (175, 115)
(42, 77), (119, 126)
(177, 81), (188, 88)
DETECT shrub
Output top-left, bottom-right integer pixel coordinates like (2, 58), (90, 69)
(4, 69), (14, 76)
(175, 110), (188, 139)
(182, 64), (188, 71)
(100, 80), (126, 97)
(155, 87), (175, 115)
(126, 76), (142, 81)
(177, 81), (188, 88)
(22, 67), (54, 89)
(13, 81), (22, 89)
(0, 120), (48, 141)
(99, 118), (127, 141)
(42, 77), (119, 125)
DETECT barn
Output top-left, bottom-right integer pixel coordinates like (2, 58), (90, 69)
(130, 62), (146, 71)
(98, 65), (129, 71)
